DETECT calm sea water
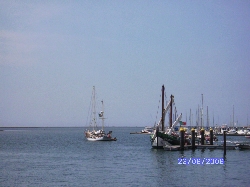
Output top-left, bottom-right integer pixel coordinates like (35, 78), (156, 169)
(0, 127), (250, 187)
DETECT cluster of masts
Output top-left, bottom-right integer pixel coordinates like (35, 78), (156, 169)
(185, 95), (248, 129)
(155, 90), (249, 129)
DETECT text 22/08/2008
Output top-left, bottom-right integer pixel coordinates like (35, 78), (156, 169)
(178, 158), (224, 165)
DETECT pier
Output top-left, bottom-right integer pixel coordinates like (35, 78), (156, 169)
(164, 145), (238, 151)
(164, 128), (250, 152)
(130, 132), (153, 135)
(215, 133), (247, 136)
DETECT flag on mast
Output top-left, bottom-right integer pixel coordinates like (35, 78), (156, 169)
(179, 121), (186, 125)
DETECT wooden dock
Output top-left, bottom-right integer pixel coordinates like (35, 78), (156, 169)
(152, 128), (250, 151)
(215, 133), (247, 136)
(196, 145), (236, 150)
(130, 132), (153, 135)
(164, 145), (190, 151)
(163, 144), (248, 151)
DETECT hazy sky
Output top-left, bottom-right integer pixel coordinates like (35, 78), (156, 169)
(1, 1), (250, 127)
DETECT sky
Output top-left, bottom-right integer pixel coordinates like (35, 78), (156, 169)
(1, 1), (250, 127)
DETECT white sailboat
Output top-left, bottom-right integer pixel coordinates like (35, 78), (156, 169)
(84, 86), (117, 141)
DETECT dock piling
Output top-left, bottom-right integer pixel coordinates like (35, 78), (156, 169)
(223, 131), (227, 156)
(180, 127), (184, 151)
(191, 128), (195, 150)
(201, 128), (205, 145)
(210, 128), (213, 145)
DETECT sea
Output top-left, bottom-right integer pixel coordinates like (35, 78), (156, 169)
(0, 127), (250, 187)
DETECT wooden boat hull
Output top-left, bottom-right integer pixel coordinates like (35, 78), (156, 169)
(237, 144), (250, 149)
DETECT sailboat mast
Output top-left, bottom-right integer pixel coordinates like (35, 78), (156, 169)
(170, 95), (173, 128)
(101, 100), (104, 130)
(190, 109), (191, 127)
(207, 106), (209, 129)
(233, 105), (234, 128)
(197, 105), (200, 129)
(247, 115), (249, 127)
(213, 112), (214, 127)
(93, 86), (96, 130)
(175, 106), (177, 122)
(162, 85), (165, 131)
(201, 94), (203, 128)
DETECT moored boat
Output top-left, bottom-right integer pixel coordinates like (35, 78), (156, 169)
(237, 129), (245, 135)
(237, 143), (250, 149)
(141, 126), (154, 134)
(85, 129), (116, 141)
(227, 129), (237, 134)
(84, 86), (116, 141)
(150, 85), (189, 148)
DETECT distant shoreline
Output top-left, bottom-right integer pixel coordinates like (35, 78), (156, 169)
(0, 126), (145, 128)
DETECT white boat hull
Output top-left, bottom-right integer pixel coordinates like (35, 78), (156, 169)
(85, 130), (116, 141)
(86, 136), (116, 141)
(87, 137), (105, 141)
(151, 137), (165, 149)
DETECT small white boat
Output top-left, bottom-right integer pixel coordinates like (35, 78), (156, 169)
(141, 126), (154, 134)
(227, 129), (237, 134)
(237, 129), (245, 135)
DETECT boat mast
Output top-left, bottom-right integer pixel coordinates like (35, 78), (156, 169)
(207, 106), (209, 129)
(101, 100), (104, 130)
(190, 109), (191, 127)
(213, 112), (214, 127)
(197, 105), (199, 129)
(201, 94), (203, 128)
(247, 115), (249, 127)
(175, 106), (177, 122)
(92, 86), (97, 131)
(162, 85), (165, 131)
(233, 105), (234, 128)
(170, 94), (173, 128)
(192, 113), (193, 127)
